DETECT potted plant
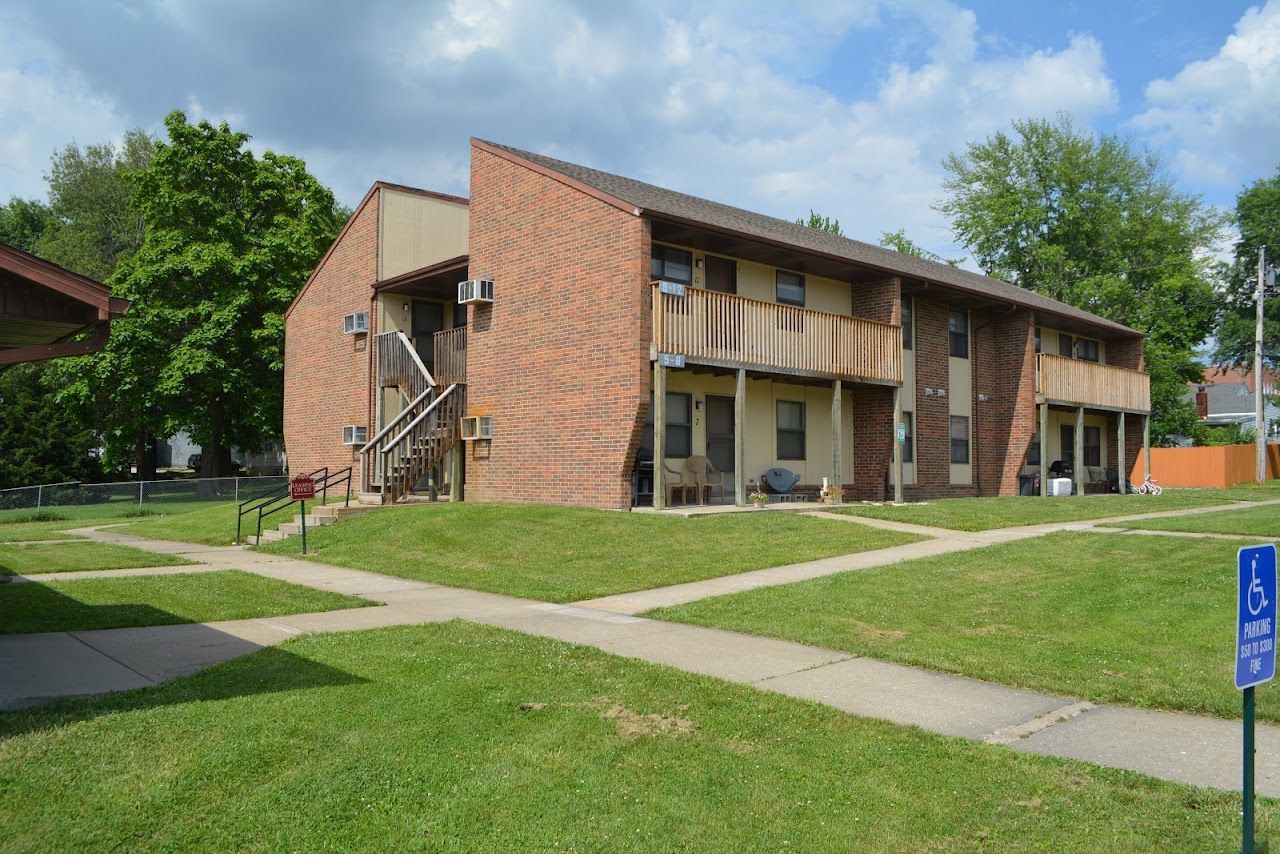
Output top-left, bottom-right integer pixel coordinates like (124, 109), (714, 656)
(819, 483), (844, 505)
(747, 480), (769, 508)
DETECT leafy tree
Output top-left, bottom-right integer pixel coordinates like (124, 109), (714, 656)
(0, 363), (102, 489)
(0, 198), (56, 252)
(1215, 167), (1280, 373)
(87, 110), (342, 477)
(796, 210), (843, 236)
(879, 229), (964, 266)
(938, 115), (1223, 442)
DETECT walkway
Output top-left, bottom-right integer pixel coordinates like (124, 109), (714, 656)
(3, 503), (1279, 798)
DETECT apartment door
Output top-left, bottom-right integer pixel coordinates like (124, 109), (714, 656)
(706, 395), (735, 475)
(704, 256), (740, 354)
(412, 301), (444, 377)
(1059, 425), (1075, 470)
(705, 256), (736, 294)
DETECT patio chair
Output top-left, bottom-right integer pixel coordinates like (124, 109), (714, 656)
(661, 460), (692, 506)
(684, 455), (726, 505)
(761, 467), (800, 500)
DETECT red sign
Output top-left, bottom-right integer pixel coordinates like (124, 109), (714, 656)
(290, 476), (317, 500)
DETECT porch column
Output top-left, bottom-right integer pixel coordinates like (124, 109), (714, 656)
(1116, 412), (1126, 494)
(653, 362), (667, 511)
(1143, 414), (1151, 484)
(831, 379), (843, 504)
(448, 443), (463, 502)
(892, 385), (904, 504)
(1074, 407), (1085, 496)
(734, 368), (746, 506)
(1039, 403), (1049, 497)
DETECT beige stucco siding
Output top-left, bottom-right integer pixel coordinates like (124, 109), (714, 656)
(657, 242), (852, 314)
(378, 189), (469, 280)
(1039, 324), (1107, 365)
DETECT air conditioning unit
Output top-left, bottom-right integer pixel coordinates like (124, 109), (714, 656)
(458, 278), (495, 305)
(342, 425), (368, 446)
(343, 312), (369, 334)
(460, 415), (493, 441)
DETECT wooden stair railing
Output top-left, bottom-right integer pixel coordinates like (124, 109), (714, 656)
(377, 383), (464, 505)
(375, 330), (435, 402)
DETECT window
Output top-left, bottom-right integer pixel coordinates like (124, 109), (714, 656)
(1034, 327), (1041, 354)
(902, 411), (915, 463)
(452, 302), (468, 327)
(664, 392), (692, 458)
(950, 416), (970, 464)
(948, 310), (969, 358)
(902, 298), (914, 350)
(1076, 338), (1100, 362)
(651, 245), (693, 285)
(1059, 333), (1074, 358)
(776, 270), (805, 307)
(776, 400), (806, 459)
(1084, 426), (1101, 467)
(1027, 430), (1041, 466)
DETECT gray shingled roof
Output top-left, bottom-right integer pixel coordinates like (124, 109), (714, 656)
(479, 139), (1142, 338)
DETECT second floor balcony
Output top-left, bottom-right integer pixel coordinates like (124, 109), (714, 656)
(1037, 352), (1150, 413)
(650, 282), (902, 386)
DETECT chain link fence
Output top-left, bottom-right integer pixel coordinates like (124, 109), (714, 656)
(0, 476), (290, 521)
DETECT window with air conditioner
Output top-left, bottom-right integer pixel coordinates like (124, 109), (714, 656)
(343, 312), (369, 335)
(342, 425), (367, 445)
(461, 415), (493, 441)
(458, 279), (494, 305)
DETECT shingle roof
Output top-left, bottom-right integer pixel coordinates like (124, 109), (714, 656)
(475, 139), (1142, 338)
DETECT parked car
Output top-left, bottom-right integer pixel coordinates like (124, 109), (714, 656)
(187, 453), (244, 473)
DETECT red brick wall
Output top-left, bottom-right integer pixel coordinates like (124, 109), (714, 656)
(464, 147), (650, 508)
(975, 311), (1036, 496)
(849, 277), (900, 499)
(283, 192), (378, 477)
(1106, 335), (1145, 371)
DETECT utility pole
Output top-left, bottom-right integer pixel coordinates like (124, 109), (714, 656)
(1258, 246), (1268, 485)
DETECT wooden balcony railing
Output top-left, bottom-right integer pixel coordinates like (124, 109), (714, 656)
(651, 283), (901, 385)
(433, 326), (467, 386)
(1037, 353), (1150, 413)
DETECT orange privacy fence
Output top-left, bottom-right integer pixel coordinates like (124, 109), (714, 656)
(1129, 443), (1280, 489)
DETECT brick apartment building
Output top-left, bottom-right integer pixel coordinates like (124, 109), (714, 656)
(283, 139), (1152, 510)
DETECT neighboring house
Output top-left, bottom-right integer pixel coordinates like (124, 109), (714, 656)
(157, 431), (286, 475)
(0, 241), (129, 367)
(283, 140), (1152, 510)
(1187, 368), (1280, 439)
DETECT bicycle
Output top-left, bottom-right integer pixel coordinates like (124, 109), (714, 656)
(1135, 473), (1162, 496)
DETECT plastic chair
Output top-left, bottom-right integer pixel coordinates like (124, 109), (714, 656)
(685, 455), (726, 505)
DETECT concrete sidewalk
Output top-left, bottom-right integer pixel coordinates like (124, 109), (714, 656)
(3, 520), (1279, 797)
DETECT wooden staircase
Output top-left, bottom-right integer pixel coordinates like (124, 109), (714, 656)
(360, 331), (465, 506)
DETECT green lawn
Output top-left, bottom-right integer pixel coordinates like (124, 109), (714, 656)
(0, 622), (1268, 850)
(114, 496), (350, 546)
(836, 490), (1262, 531)
(0, 517), (92, 543)
(651, 532), (1280, 721)
(255, 503), (922, 602)
(0, 542), (194, 576)
(1100, 503), (1280, 538)
(0, 570), (371, 635)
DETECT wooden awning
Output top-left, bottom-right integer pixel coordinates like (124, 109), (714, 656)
(0, 242), (130, 366)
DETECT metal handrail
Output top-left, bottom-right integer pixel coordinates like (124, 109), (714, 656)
(234, 467), (352, 544)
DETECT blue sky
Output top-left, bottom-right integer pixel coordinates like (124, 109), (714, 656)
(1, 1), (1276, 265)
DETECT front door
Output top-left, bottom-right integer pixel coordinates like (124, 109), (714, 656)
(1060, 425), (1075, 470)
(705, 256), (736, 293)
(706, 395), (735, 475)
(412, 301), (445, 377)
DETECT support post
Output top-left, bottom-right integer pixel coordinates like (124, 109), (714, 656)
(1245, 685), (1257, 853)
(653, 362), (667, 511)
(831, 379), (843, 504)
(734, 368), (746, 506)
(1256, 245), (1267, 485)
(1074, 407), (1085, 496)
(1117, 412), (1126, 494)
(300, 499), (308, 555)
(448, 443), (463, 502)
(1039, 403), (1049, 497)
(1143, 414), (1151, 484)
(892, 385), (904, 504)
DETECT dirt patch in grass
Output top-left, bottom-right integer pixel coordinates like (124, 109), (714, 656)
(592, 698), (697, 739)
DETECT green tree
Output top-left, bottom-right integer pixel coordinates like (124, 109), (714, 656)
(90, 110), (342, 477)
(0, 198), (56, 252)
(938, 115), (1223, 442)
(879, 229), (964, 266)
(796, 210), (843, 236)
(1215, 167), (1280, 373)
(0, 363), (103, 489)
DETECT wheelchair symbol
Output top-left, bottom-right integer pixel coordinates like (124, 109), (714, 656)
(1249, 557), (1269, 616)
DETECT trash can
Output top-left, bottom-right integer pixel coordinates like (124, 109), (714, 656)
(1018, 474), (1040, 496)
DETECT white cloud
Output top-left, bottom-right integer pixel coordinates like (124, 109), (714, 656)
(1133, 0), (1280, 187)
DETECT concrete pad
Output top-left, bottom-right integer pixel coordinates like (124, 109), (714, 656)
(69, 621), (285, 683)
(0, 632), (153, 709)
(587, 621), (851, 683)
(477, 604), (675, 647)
(1011, 704), (1280, 797)
(803, 510), (953, 538)
(757, 657), (1073, 740)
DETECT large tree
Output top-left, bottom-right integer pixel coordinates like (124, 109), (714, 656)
(95, 110), (342, 477)
(1215, 167), (1280, 374)
(938, 115), (1223, 442)
(0, 198), (56, 253)
(0, 363), (102, 489)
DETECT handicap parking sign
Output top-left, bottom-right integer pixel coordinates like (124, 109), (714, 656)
(1237, 544), (1279, 690)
